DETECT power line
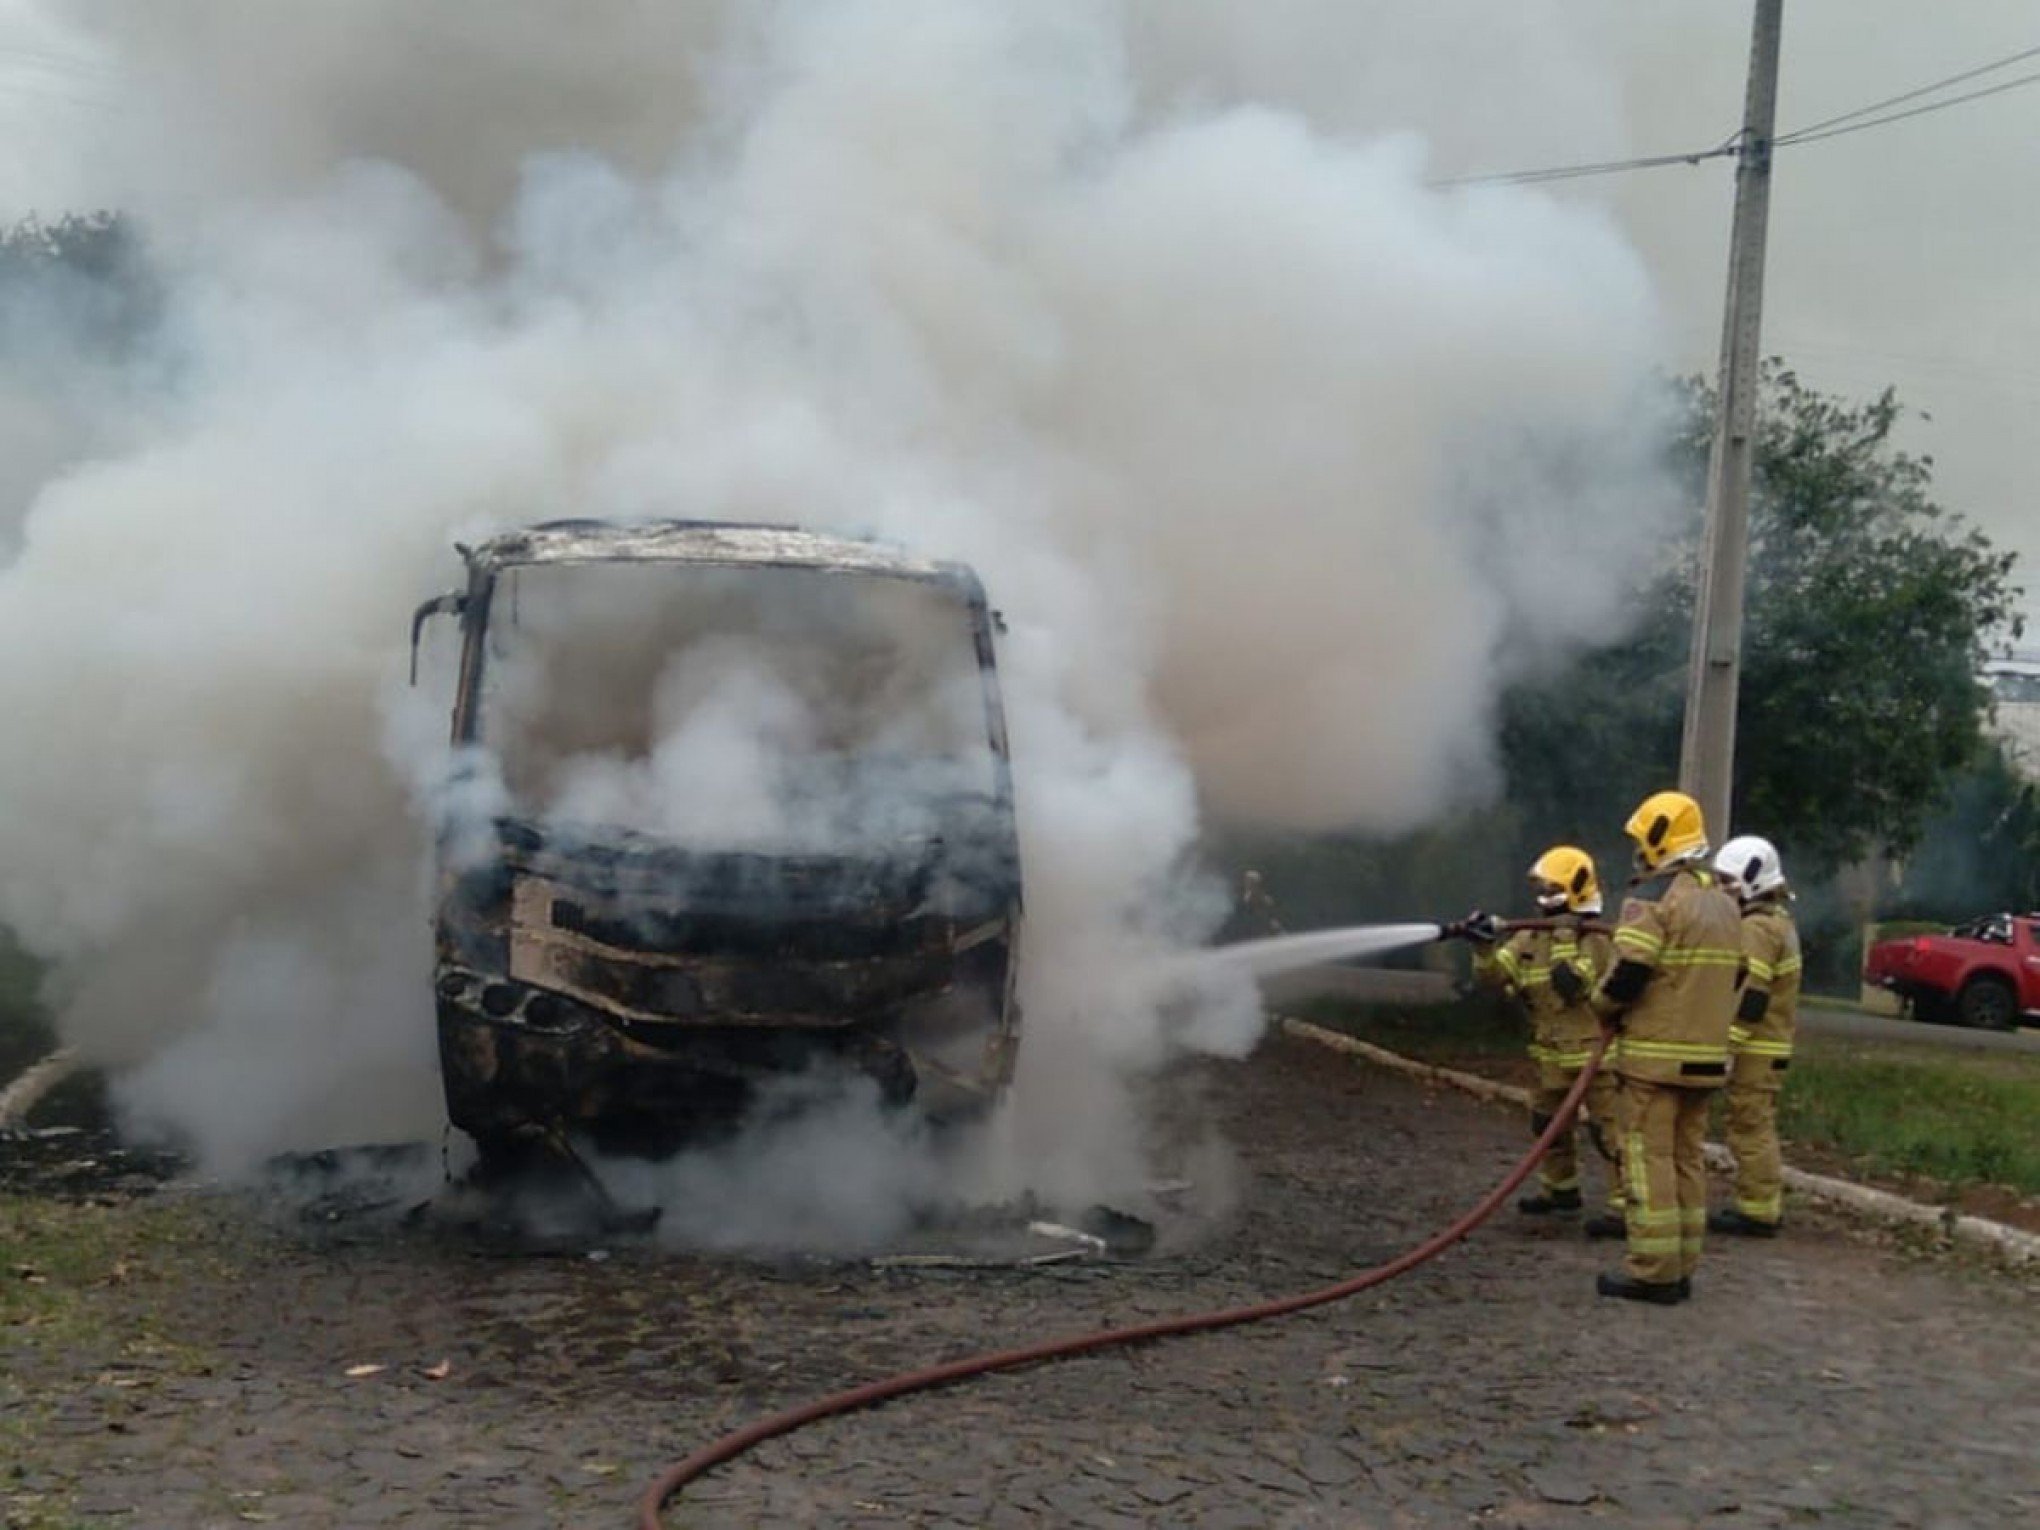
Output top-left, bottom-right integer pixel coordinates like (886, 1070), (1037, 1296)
(1428, 136), (1739, 189)
(1774, 68), (2040, 147)
(1773, 41), (2040, 141)
(1438, 41), (2040, 190)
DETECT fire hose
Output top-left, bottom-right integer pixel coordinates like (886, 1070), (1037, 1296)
(1441, 915), (1616, 940)
(637, 1017), (1613, 1527)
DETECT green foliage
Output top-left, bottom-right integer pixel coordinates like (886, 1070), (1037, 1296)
(1884, 740), (2040, 918)
(1214, 813), (1526, 935)
(0, 210), (155, 354)
(1501, 364), (2021, 878)
(0, 927), (54, 1081)
(1, 1196), (234, 1394)
(0, 211), (133, 281)
(1778, 1042), (2040, 1195)
(1233, 365), (2018, 972)
(1496, 598), (1685, 868)
(1289, 1004), (2040, 1198)
(1736, 370), (2021, 866)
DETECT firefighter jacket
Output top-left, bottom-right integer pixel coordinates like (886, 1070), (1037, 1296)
(1473, 920), (1613, 1070)
(1732, 899), (1801, 1062)
(1593, 864), (1742, 1088)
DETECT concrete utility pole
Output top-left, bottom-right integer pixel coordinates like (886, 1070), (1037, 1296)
(1679, 0), (1784, 842)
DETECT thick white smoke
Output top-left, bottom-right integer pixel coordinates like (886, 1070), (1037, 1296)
(0, 2), (1669, 1215)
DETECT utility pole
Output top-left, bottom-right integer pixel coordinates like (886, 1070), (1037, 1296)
(1679, 0), (1783, 841)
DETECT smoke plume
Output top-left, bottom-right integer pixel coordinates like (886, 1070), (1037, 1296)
(0, 2), (1670, 1224)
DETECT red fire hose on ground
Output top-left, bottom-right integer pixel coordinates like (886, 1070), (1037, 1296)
(637, 1023), (1613, 1527)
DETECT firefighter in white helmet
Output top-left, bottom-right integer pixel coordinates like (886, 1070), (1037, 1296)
(1464, 847), (1623, 1224)
(1590, 790), (1743, 1304)
(1710, 834), (1800, 1236)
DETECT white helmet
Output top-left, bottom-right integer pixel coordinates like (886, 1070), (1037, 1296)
(1714, 834), (1787, 901)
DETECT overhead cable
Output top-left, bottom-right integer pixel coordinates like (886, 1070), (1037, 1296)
(1429, 137), (1739, 189)
(1438, 40), (2040, 189)
(1774, 67), (2040, 147)
(1773, 41), (2040, 141)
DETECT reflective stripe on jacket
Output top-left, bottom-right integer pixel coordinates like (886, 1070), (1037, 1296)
(1732, 899), (1801, 1059)
(1474, 920), (1613, 1056)
(1597, 864), (1742, 1087)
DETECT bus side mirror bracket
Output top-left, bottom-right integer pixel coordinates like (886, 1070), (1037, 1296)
(409, 593), (466, 685)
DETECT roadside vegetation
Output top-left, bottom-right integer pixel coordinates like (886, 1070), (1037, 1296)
(0, 926), (51, 1075)
(2, 1194), (226, 1530)
(1290, 995), (2040, 1199)
(1220, 368), (2026, 998)
(1, 1195), (208, 1342)
(1779, 1039), (2040, 1196)
(0, 929), (105, 1130)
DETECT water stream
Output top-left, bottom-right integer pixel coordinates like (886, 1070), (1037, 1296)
(1176, 922), (1444, 980)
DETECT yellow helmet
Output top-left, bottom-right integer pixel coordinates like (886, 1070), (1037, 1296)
(1528, 845), (1601, 914)
(1624, 789), (1709, 872)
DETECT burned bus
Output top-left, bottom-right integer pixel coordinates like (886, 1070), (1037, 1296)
(409, 520), (1023, 1165)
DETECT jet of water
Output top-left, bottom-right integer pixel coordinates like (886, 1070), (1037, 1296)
(1179, 923), (1444, 980)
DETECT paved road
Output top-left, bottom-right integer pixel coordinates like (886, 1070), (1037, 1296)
(1798, 998), (2040, 1054)
(7, 1034), (2037, 1529)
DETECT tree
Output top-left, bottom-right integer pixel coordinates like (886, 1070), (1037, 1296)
(1886, 739), (2040, 918)
(0, 210), (154, 353)
(1500, 364), (2022, 878)
(0, 211), (132, 280)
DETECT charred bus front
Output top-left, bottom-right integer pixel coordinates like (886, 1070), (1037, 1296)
(410, 521), (1023, 1163)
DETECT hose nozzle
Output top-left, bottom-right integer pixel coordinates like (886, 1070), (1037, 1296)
(1441, 911), (1504, 944)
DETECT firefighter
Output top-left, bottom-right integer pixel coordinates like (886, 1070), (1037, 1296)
(1590, 789), (1743, 1304)
(1237, 869), (1284, 937)
(1463, 847), (1623, 1223)
(1710, 834), (1800, 1236)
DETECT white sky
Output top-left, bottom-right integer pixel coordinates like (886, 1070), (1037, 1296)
(1604, 2), (2040, 636)
(3, 0), (2036, 626)
(1129, 0), (2040, 632)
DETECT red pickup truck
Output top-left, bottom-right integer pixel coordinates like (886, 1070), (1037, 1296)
(1863, 913), (2040, 1030)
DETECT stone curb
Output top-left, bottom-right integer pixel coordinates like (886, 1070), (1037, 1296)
(1280, 1015), (2040, 1266)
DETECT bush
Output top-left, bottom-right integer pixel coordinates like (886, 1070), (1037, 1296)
(0, 927), (53, 1079)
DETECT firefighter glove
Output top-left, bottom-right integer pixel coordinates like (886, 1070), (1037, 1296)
(1549, 960), (1586, 1003)
(1457, 910), (1502, 945)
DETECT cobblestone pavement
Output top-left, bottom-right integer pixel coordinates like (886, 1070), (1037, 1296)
(7, 1033), (2039, 1528)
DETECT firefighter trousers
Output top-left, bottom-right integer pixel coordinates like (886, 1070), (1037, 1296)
(1532, 1061), (1624, 1208)
(1724, 1051), (1788, 1225)
(1619, 1077), (1715, 1286)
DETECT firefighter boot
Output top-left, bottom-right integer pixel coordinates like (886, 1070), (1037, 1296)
(1708, 1207), (1780, 1237)
(1521, 1100), (1583, 1216)
(1596, 1271), (1686, 1305)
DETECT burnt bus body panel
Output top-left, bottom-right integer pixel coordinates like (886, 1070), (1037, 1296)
(424, 520), (1022, 1160)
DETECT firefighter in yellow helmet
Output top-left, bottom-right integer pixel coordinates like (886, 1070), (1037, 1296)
(1710, 834), (1801, 1236)
(1464, 847), (1623, 1223)
(1590, 790), (1743, 1304)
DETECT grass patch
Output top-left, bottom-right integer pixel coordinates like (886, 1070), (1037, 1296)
(1284, 997), (2040, 1199)
(0, 1194), (225, 1356)
(2, 1195), (230, 1530)
(1776, 1036), (2040, 1196)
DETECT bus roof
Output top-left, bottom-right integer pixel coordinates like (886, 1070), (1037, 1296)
(463, 519), (959, 583)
